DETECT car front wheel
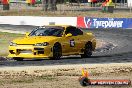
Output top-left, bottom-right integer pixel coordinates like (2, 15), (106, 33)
(51, 43), (62, 60)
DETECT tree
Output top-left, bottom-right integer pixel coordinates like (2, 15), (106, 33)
(42, 0), (57, 11)
(42, 0), (81, 11)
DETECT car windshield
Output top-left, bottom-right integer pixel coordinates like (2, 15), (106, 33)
(29, 27), (64, 37)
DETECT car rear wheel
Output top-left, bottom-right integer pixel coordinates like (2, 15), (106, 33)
(51, 43), (62, 60)
(13, 57), (23, 61)
(81, 42), (92, 58)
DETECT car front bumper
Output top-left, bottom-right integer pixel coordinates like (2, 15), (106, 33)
(8, 45), (53, 59)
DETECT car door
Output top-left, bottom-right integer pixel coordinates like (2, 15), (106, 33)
(72, 27), (85, 53)
(61, 26), (78, 54)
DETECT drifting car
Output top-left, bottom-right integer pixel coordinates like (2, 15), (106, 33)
(8, 25), (96, 61)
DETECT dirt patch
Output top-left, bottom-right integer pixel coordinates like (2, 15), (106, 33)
(0, 10), (132, 18)
(0, 63), (132, 88)
(0, 57), (7, 61)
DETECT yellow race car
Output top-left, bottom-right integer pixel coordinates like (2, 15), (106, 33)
(8, 25), (96, 61)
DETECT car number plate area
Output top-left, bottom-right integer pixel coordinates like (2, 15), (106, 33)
(19, 49), (32, 54)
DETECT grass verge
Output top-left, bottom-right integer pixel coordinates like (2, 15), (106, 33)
(0, 32), (24, 56)
(0, 10), (132, 18)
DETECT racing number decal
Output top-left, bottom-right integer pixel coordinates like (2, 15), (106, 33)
(70, 39), (75, 47)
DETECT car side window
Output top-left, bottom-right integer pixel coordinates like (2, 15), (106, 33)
(65, 26), (83, 36)
(76, 28), (83, 35)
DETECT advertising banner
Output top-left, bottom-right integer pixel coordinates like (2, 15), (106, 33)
(77, 17), (132, 29)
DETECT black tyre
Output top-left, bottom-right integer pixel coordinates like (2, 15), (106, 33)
(81, 42), (92, 58)
(79, 77), (90, 87)
(51, 43), (62, 60)
(13, 57), (23, 61)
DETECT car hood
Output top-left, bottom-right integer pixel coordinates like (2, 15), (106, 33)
(13, 36), (58, 45)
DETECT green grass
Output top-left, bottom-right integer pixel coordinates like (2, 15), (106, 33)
(0, 32), (24, 56)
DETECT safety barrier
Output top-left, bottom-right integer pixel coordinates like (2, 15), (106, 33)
(0, 16), (131, 29)
(0, 16), (77, 26)
(77, 17), (132, 29)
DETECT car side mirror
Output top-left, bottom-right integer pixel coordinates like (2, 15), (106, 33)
(87, 32), (93, 36)
(66, 33), (72, 37)
(25, 32), (30, 37)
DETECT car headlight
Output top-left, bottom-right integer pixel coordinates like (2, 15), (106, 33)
(10, 42), (17, 46)
(34, 42), (49, 46)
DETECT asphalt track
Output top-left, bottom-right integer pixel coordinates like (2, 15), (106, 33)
(0, 24), (132, 66)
